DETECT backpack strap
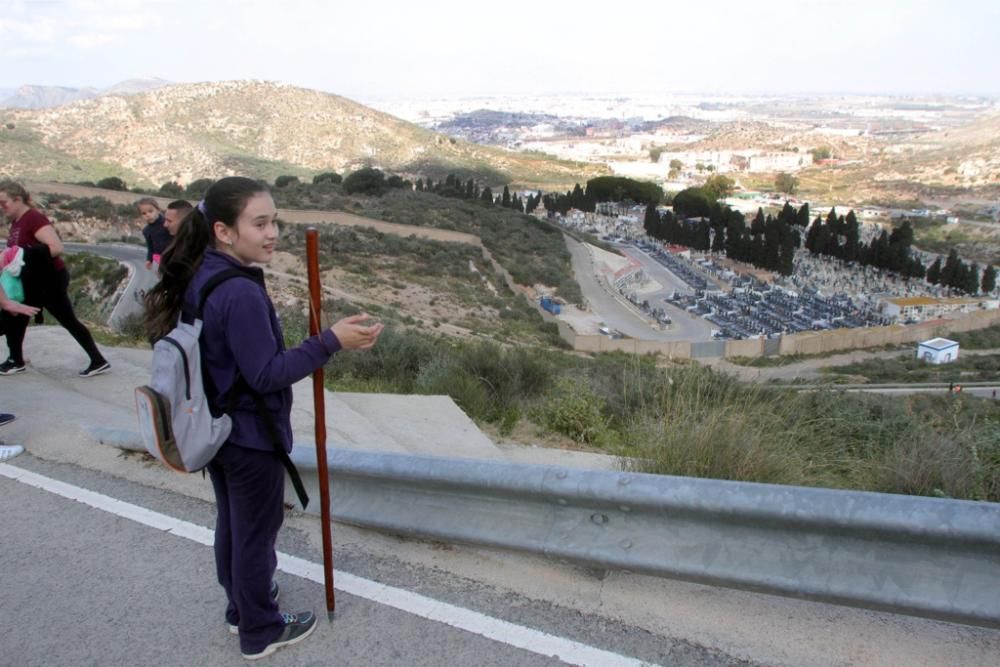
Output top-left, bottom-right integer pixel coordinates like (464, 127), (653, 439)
(198, 267), (253, 316)
(226, 375), (310, 509)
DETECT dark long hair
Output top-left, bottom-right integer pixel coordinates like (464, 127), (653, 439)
(142, 177), (268, 341)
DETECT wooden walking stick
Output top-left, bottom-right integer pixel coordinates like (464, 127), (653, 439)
(305, 227), (336, 619)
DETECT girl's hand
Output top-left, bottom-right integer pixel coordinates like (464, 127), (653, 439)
(331, 313), (383, 350)
(0, 299), (39, 317)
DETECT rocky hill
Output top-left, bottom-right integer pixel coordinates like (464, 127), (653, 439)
(0, 80), (604, 190)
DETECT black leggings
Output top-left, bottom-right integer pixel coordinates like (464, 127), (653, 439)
(1, 269), (105, 366)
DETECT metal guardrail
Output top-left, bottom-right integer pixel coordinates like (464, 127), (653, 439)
(289, 446), (1000, 630)
(97, 429), (1000, 628)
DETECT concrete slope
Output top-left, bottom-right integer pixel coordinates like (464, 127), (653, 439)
(292, 388), (502, 459)
(3, 327), (613, 470)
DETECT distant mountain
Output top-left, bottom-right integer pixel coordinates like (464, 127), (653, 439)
(0, 80), (604, 189)
(0, 78), (170, 109)
(2, 85), (100, 109)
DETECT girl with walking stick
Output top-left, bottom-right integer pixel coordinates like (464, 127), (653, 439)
(143, 177), (381, 660)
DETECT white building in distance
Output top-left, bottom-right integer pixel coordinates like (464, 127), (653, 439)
(917, 338), (960, 364)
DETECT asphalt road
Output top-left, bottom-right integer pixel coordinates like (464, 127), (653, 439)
(565, 236), (712, 342)
(0, 455), (744, 667)
(66, 242), (157, 327)
(613, 243), (716, 341)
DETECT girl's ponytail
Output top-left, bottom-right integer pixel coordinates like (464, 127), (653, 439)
(142, 204), (211, 341)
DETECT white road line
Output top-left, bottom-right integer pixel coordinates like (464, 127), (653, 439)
(0, 463), (657, 667)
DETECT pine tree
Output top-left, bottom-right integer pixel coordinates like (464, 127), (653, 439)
(824, 209), (841, 257)
(872, 230), (890, 270)
(725, 212), (746, 260)
(711, 223), (726, 253)
(778, 201), (796, 227)
(940, 250), (961, 288)
(643, 204), (659, 237)
(796, 202), (810, 227)
(982, 264), (997, 294)
(481, 187), (493, 205)
(778, 225), (798, 276)
(926, 257), (942, 284)
(502, 185), (511, 208)
(965, 263), (981, 294)
(763, 216), (781, 270)
(415, 178), (424, 192)
(696, 220), (711, 251)
(844, 210), (859, 261)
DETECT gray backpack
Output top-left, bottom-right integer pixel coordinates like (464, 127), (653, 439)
(134, 270), (244, 472)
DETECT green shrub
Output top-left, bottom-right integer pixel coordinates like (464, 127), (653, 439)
(158, 181), (184, 197)
(96, 176), (127, 191)
(343, 168), (387, 196)
(185, 178), (215, 199)
(313, 172), (342, 185)
(537, 379), (611, 445)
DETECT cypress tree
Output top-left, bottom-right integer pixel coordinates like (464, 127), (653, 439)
(711, 223), (726, 253)
(982, 264), (997, 293)
(926, 257), (942, 284)
(796, 202), (810, 227)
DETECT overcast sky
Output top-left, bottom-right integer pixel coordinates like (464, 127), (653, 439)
(2, 0), (997, 101)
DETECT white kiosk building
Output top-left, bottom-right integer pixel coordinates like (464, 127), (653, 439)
(917, 337), (960, 364)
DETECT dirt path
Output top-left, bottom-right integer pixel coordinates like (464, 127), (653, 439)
(26, 181), (481, 246)
(708, 346), (1000, 382)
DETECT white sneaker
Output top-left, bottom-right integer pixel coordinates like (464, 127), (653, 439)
(0, 444), (25, 462)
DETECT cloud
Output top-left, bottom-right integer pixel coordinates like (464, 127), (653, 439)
(0, 17), (59, 43)
(105, 13), (162, 31)
(3, 0), (163, 54)
(68, 32), (114, 48)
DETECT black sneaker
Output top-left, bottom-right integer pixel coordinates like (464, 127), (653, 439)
(0, 360), (26, 375)
(79, 360), (110, 378)
(241, 610), (317, 660)
(228, 581), (280, 634)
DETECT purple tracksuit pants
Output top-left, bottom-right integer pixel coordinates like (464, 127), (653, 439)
(207, 442), (285, 654)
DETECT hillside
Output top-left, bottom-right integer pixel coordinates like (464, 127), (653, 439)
(0, 80), (605, 190)
(751, 113), (1000, 206)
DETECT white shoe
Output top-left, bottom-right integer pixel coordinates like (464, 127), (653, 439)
(0, 444), (25, 462)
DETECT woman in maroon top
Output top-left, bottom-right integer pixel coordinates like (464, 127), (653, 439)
(0, 181), (109, 377)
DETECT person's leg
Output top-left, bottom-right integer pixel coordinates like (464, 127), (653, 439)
(207, 453), (238, 630)
(1, 311), (29, 366)
(43, 270), (106, 366)
(215, 445), (286, 655)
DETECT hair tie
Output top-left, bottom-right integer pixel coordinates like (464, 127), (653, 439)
(197, 200), (210, 220)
